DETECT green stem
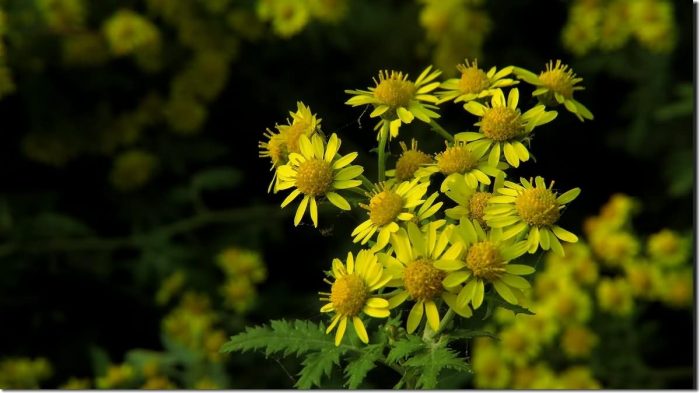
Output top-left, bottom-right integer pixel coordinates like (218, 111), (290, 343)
(377, 121), (389, 182)
(429, 120), (454, 142)
(359, 174), (374, 190)
(434, 309), (455, 336)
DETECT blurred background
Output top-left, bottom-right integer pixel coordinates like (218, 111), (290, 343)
(0, 0), (693, 389)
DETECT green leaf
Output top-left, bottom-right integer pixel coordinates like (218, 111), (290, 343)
(191, 167), (242, 191)
(28, 212), (92, 237)
(446, 329), (498, 342)
(221, 319), (348, 358)
(344, 344), (383, 388)
(295, 349), (342, 389)
(386, 335), (424, 364)
(403, 345), (471, 389)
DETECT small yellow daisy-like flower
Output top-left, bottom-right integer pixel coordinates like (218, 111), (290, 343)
(555, 366), (601, 389)
(471, 338), (511, 389)
(485, 176), (581, 256)
(499, 324), (541, 366)
(646, 228), (690, 267)
(623, 259), (662, 300)
(351, 179), (429, 251)
(416, 140), (504, 192)
(514, 60), (593, 121)
(277, 133), (363, 227)
(461, 88), (558, 168)
(345, 66), (441, 139)
(543, 282), (593, 324)
(438, 59), (518, 104)
(443, 171), (505, 226)
(385, 139), (433, 182)
(259, 102), (320, 192)
(596, 277), (634, 316)
(319, 249), (392, 346)
(658, 268), (692, 309)
(437, 218), (531, 309)
(560, 324), (598, 359)
(381, 222), (468, 333)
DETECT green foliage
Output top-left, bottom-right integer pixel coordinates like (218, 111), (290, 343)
(402, 345), (470, 389)
(221, 319), (339, 357)
(191, 167), (242, 192)
(343, 344), (382, 389)
(385, 335), (424, 364)
(295, 348), (342, 389)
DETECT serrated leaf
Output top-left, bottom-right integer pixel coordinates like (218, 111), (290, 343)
(403, 346), (470, 389)
(386, 335), (424, 364)
(221, 319), (349, 358)
(191, 167), (242, 191)
(484, 293), (535, 316)
(295, 349), (342, 389)
(344, 344), (382, 388)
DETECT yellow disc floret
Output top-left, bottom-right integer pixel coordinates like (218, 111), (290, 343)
(457, 60), (490, 94)
(295, 158), (333, 196)
(403, 258), (446, 301)
(515, 187), (560, 226)
(480, 106), (522, 141)
(538, 60), (579, 99)
(368, 190), (404, 226)
(330, 274), (368, 316)
(469, 191), (492, 225)
(373, 71), (416, 109)
(395, 140), (432, 181)
(467, 241), (506, 281)
(436, 144), (478, 175)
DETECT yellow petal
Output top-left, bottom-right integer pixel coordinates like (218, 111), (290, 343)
(335, 316), (347, 346)
(407, 302), (424, 334)
(424, 300), (440, 332)
(294, 196), (309, 226)
(353, 316), (369, 344)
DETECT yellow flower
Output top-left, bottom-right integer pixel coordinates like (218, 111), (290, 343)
(561, 2), (601, 56)
(155, 270), (186, 305)
(589, 229), (639, 267)
(438, 218), (531, 309)
(541, 281), (592, 324)
(309, 0), (348, 22)
(109, 150), (158, 192)
(460, 88), (558, 167)
(345, 66), (441, 139)
(220, 277), (257, 313)
(628, 0), (676, 53)
(499, 324), (541, 366)
(142, 375), (176, 389)
(472, 339), (511, 389)
(658, 268), (693, 309)
(385, 139), (433, 182)
(277, 133), (363, 227)
(216, 247), (267, 283)
(352, 179), (429, 251)
(512, 363), (557, 389)
(647, 228), (690, 267)
(257, 0), (311, 38)
(545, 242), (599, 286)
(443, 171), (505, 226)
(96, 364), (134, 389)
(382, 222), (469, 333)
(555, 366), (601, 389)
(259, 102), (320, 192)
(596, 278), (634, 316)
(624, 260), (662, 299)
(102, 9), (160, 56)
(514, 60), (593, 121)
(438, 59), (517, 104)
(561, 324), (598, 359)
(60, 377), (91, 389)
(320, 249), (392, 345)
(485, 176), (581, 256)
(416, 140), (504, 192)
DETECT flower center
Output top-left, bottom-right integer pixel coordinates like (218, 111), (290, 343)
(515, 187), (560, 226)
(395, 150), (432, 181)
(403, 258), (445, 301)
(285, 121), (313, 154)
(436, 145), (478, 175)
(458, 66), (490, 94)
(466, 241), (506, 281)
(295, 158), (333, 196)
(369, 190), (404, 226)
(374, 73), (416, 109)
(480, 106), (522, 141)
(539, 69), (575, 98)
(469, 191), (492, 225)
(330, 274), (368, 316)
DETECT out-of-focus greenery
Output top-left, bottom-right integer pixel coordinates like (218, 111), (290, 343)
(0, 0), (692, 389)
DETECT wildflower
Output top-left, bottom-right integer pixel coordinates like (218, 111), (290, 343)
(472, 338), (511, 389)
(277, 133), (363, 227)
(109, 150), (158, 192)
(647, 229), (690, 267)
(256, 0), (311, 38)
(216, 248), (267, 283)
(461, 88), (557, 167)
(658, 268), (692, 308)
(485, 176), (580, 256)
(142, 376), (176, 390)
(102, 10), (160, 56)
(155, 270), (186, 305)
(545, 242), (599, 286)
(541, 281), (593, 324)
(443, 171), (505, 226)
(555, 366), (601, 389)
(37, 0), (85, 33)
(320, 250), (392, 345)
(382, 222), (468, 333)
(589, 230), (639, 267)
(385, 139), (433, 182)
(499, 324), (541, 366)
(60, 377), (91, 389)
(561, 2), (601, 56)
(628, 0), (676, 53)
(596, 278), (634, 316)
(416, 140), (503, 192)
(96, 364), (134, 389)
(438, 218), (531, 309)
(512, 363), (557, 389)
(561, 325), (598, 358)
(514, 60), (593, 121)
(220, 277), (257, 313)
(438, 59), (517, 104)
(0, 357), (53, 389)
(309, 0), (348, 22)
(345, 66), (441, 139)
(624, 260), (662, 299)
(351, 179), (428, 251)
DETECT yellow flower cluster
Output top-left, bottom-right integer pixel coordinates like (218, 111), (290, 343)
(261, 60), (588, 346)
(561, 0), (676, 56)
(109, 149), (159, 191)
(0, 357), (52, 389)
(470, 192), (692, 388)
(217, 247), (268, 313)
(256, 0), (348, 38)
(417, 0), (491, 76)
